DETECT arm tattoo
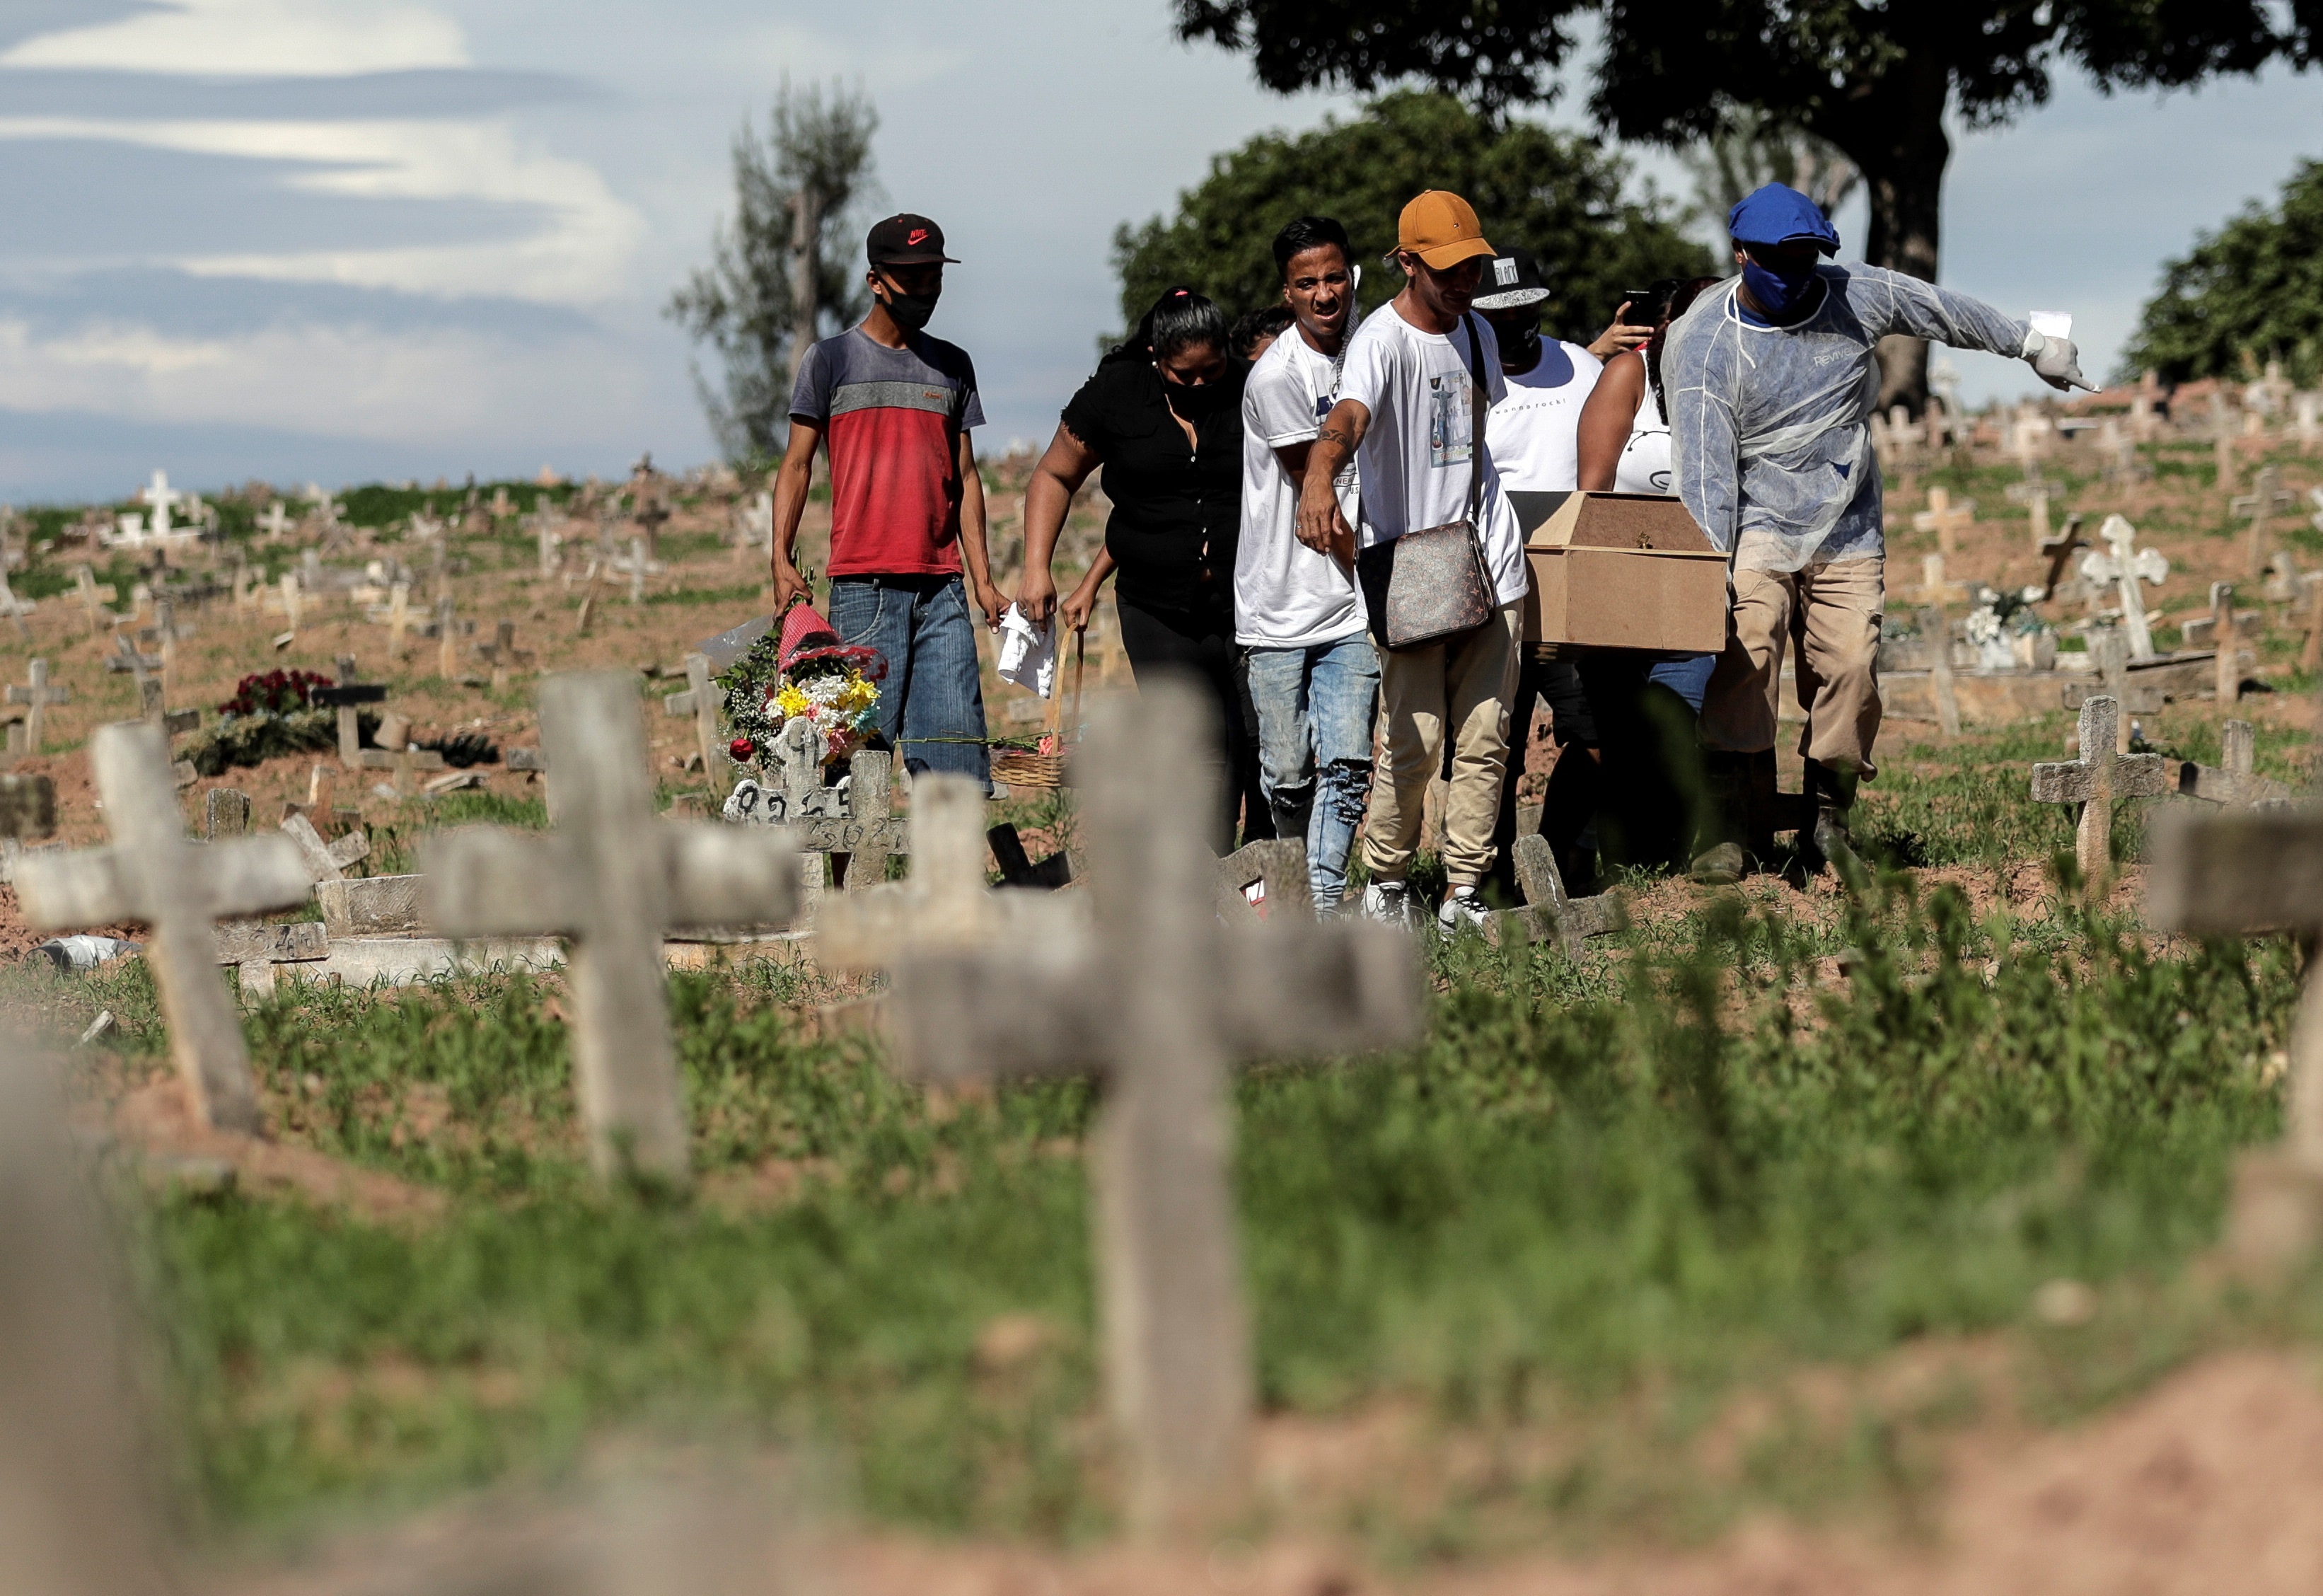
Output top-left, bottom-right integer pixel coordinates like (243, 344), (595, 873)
(1316, 426), (1350, 448)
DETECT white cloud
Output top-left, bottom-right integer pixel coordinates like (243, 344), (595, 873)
(0, 313), (642, 452)
(0, 115), (646, 303)
(1, 0), (469, 77)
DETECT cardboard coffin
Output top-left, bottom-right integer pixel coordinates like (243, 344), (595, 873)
(1519, 491), (1729, 653)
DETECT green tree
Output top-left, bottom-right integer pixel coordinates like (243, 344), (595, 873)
(2125, 159), (2323, 386)
(667, 81), (879, 464)
(1112, 90), (1710, 347)
(1174, 0), (2319, 410)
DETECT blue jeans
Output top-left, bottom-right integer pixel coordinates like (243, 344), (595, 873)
(1244, 633), (1380, 909)
(828, 574), (990, 790)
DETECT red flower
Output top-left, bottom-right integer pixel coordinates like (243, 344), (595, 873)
(729, 737), (755, 761)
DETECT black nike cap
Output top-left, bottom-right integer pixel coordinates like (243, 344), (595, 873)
(867, 213), (958, 266)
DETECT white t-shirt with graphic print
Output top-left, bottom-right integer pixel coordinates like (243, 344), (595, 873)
(1337, 300), (1528, 606)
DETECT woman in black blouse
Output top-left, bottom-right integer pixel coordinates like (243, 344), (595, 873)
(1018, 287), (1252, 848)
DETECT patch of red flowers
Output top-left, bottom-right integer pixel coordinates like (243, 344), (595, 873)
(219, 668), (335, 719)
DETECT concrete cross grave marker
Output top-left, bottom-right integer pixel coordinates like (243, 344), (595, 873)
(1911, 486), (1976, 554)
(475, 619), (535, 691)
(2005, 466), (2052, 551)
(2078, 514), (2169, 662)
(2207, 582), (2245, 707)
(282, 810), (369, 884)
(658, 651), (734, 794)
(72, 565), (117, 635)
(1488, 833), (1628, 954)
(2029, 695), (2167, 886)
(436, 594), (460, 680)
(257, 500), (291, 540)
(871, 684), (1421, 1534)
(422, 672), (804, 1181)
(2233, 465), (2298, 580)
(2177, 718), (2295, 809)
(313, 654), (386, 766)
(1922, 605), (1962, 735)
(141, 469), (181, 539)
(6, 659), (69, 753)
(816, 775), (1067, 969)
(721, 717), (906, 898)
(2145, 773), (2323, 1259)
(13, 723), (309, 1130)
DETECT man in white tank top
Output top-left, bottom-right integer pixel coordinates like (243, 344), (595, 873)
(1472, 245), (1645, 894)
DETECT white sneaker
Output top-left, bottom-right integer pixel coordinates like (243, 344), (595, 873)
(1436, 885), (1490, 935)
(1360, 880), (1415, 927)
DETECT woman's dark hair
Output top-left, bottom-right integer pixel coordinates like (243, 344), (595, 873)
(1230, 304), (1294, 359)
(1271, 215), (1351, 278)
(1103, 286), (1229, 366)
(1647, 275), (1725, 420)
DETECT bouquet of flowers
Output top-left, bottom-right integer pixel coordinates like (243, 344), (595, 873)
(719, 603), (885, 770)
(218, 668), (334, 719)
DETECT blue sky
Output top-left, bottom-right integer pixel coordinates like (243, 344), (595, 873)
(1, 0), (2318, 502)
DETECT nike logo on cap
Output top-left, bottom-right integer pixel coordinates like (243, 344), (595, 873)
(907, 229), (929, 245)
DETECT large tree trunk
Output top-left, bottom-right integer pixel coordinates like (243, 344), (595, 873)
(1824, 51), (1951, 417)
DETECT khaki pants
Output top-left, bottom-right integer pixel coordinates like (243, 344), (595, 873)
(1364, 601), (1522, 886)
(1701, 557), (1884, 777)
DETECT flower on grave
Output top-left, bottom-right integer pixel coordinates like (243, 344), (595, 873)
(729, 736), (755, 762)
(714, 630), (883, 773)
(218, 667), (334, 720)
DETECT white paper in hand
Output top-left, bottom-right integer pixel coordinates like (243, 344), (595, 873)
(2029, 311), (2073, 341)
(995, 603), (1056, 698)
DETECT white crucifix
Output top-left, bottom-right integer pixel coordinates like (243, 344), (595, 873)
(141, 470), (181, 538)
(2148, 797), (2323, 1259)
(816, 774), (1068, 968)
(873, 683), (1422, 1534)
(422, 672), (804, 1182)
(2078, 514), (2169, 662)
(257, 501), (291, 540)
(7, 659), (70, 753)
(14, 723), (309, 1132)
(2029, 695), (2166, 887)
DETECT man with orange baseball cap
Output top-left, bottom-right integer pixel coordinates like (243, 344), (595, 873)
(1296, 190), (1528, 933)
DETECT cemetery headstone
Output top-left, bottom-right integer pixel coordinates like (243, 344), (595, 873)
(2079, 514), (2169, 662)
(73, 566), (117, 635)
(2147, 794), (2323, 1259)
(204, 787), (251, 839)
(870, 683), (1422, 1534)
(1911, 486), (1975, 553)
(2029, 695), (2165, 886)
(1923, 606), (1962, 735)
(2233, 465), (2298, 580)
(422, 672), (804, 1181)
(722, 717), (907, 901)
(1490, 832), (1627, 954)
(6, 659), (69, 754)
(2177, 719), (2294, 808)
(2211, 582), (2241, 707)
(658, 651), (735, 795)
(281, 810), (369, 884)
(13, 723), (308, 1130)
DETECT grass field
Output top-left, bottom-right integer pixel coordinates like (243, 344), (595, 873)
(11, 704), (2316, 1563)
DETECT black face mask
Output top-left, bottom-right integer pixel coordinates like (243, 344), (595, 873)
(1159, 374), (1228, 417)
(881, 287), (939, 331)
(1501, 324), (1543, 369)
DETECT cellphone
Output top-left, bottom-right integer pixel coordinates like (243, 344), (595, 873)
(1619, 290), (1659, 328)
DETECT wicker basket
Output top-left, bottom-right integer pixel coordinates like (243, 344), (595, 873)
(991, 629), (1085, 791)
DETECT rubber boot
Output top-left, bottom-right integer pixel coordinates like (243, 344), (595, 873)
(1746, 749), (1780, 865)
(1689, 751), (1748, 886)
(1804, 758), (1862, 879)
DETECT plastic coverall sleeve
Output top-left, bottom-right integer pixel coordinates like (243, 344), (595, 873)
(1664, 267), (2029, 572)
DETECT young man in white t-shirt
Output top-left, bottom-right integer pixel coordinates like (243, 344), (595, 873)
(1235, 215), (1379, 912)
(1298, 190), (1526, 933)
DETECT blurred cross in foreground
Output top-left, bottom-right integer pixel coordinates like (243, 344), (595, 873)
(15, 723), (308, 1130)
(422, 672), (801, 1184)
(2149, 751), (2323, 1263)
(2029, 695), (2165, 889)
(869, 682), (1422, 1536)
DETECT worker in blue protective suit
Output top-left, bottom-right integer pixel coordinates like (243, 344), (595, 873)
(1662, 184), (2092, 882)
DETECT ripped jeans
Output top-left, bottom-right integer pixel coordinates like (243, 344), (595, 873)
(1244, 633), (1381, 910)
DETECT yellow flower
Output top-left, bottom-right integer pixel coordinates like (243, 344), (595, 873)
(774, 684), (811, 718)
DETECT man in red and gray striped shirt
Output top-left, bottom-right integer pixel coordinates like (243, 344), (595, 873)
(772, 212), (1004, 788)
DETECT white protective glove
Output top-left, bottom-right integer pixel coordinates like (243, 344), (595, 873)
(2022, 327), (2096, 393)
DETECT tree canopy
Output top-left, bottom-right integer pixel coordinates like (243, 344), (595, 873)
(2126, 159), (2323, 386)
(667, 82), (879, 464)
(1112, 91), (1710, 349)
(1175, 0), (2320, 408)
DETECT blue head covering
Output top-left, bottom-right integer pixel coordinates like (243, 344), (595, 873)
(1727, 184), (1840, 255)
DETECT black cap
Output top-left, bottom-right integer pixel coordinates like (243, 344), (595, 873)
(867, 213), (958, 266)
(1471, 245), (1548, 311)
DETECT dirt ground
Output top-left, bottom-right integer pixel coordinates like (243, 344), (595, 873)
(204, 1345), (2323, 1595)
